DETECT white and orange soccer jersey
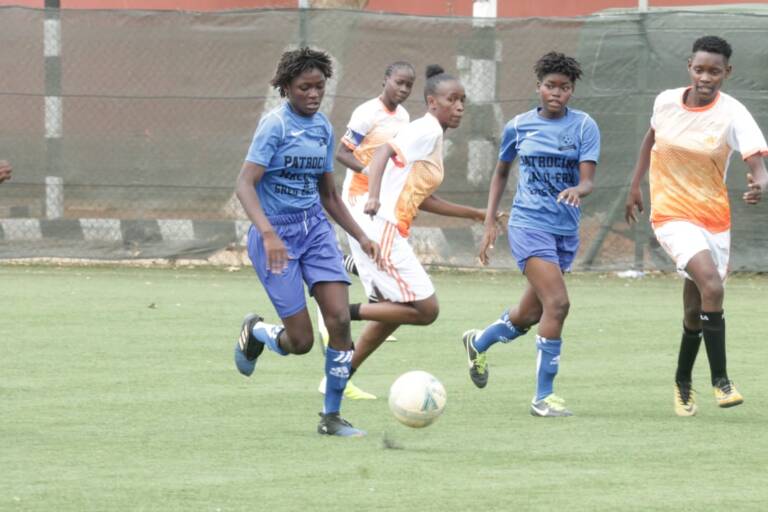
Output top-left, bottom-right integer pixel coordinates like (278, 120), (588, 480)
(649, 87), (768, 233)
(340, 98), (409, 206)
(376, 112), (445, 238)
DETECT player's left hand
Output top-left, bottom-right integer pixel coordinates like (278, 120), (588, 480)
(743, 173), (766, 205)
(557, 187), (581, 207)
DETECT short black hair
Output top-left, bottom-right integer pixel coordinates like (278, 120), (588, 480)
(692, 35), (732, 60)
(270, 47), (333, 98)
(385, 61), (415, 78)
(534, 52), (582, 82)
(423, 64), (457, 102)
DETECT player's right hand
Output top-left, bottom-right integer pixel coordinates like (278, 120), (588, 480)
(262, 231), (288, 273)
(363, 197), (381, 218)
(624, 186), (644, 224)
(478, 223), (498, 266)
(0, 160), (12, 184)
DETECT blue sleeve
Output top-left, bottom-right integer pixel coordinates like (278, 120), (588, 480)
(245, 114), (282, 168)
(498, 120), (518, 162)
(579, 116), (600, 164)
(325, 125), (335, 173)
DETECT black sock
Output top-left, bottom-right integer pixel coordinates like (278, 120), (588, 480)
(701, 311), (727, 385)
(675, 325), (702, 383)
(349, 303), (362, 321)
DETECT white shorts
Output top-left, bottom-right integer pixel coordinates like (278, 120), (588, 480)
(353, 216), (435, 303)
(343, 192), (378, 299)
(653, 220), (730, 280)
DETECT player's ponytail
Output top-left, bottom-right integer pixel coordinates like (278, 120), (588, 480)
(424, 64), (456, 102)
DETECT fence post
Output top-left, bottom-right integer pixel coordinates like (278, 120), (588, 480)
(46, 176), (64, 219)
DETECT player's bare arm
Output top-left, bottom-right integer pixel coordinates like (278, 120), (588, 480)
(557, 161), (596, 207)
(743, 155), (768, 205)
(363, 143), (395, 217)
(335, 143), (365, 173)
(318, 172), (380, 263)
(235, 160), (287, 273)
(625, 127), (655, 223)
(478, 160), (511, 265)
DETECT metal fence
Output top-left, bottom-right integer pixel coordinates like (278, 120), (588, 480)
(1, 6), (767, 270)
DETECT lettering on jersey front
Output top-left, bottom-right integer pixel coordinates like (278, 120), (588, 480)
(274, 155), (325, 197)
(521, 156), (578, 198)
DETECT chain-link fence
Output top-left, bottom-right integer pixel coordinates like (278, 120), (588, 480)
(1, 7), (767, 269)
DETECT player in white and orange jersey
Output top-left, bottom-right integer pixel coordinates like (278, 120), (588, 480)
(316, 62), (415, 400)
(625, 36), (768, 417)
(343, 64), (492, 385)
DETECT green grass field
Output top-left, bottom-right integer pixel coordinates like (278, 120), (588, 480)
(2, 265), (767, 511)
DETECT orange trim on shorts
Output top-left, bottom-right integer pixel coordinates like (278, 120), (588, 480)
(379, 222), (416, 302)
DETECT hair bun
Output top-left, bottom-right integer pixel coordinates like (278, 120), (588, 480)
(425, 64), (445, 79)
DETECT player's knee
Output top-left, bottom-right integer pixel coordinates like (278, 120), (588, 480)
(698, 276), (724, 304)
(546, 296), (570, 322)
(287, 332), (314, 355)
(414, 302), (439, 325)
(322, 309), (352, 338)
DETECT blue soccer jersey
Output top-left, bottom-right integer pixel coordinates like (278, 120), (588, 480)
(245, 103), (335, 216)
(500, 108), (600, 236)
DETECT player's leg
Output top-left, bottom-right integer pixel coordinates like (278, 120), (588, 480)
(313, 281), (365, 436)
(685, 250), (742, 407)
(235, 224), (310, 376)
(462, 286), (539, 389)
(673, 279), (702, 416)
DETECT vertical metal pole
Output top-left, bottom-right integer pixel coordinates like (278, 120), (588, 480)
(45, 0), (63, 219)
(298, 0), (309, 47)
(638, 0), (648, 12)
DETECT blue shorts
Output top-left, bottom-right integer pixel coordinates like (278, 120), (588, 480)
(507, 225), (579, 273)
(248, 203), (350, 319)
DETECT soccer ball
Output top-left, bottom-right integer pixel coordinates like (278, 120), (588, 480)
(388, 370), (447, 428)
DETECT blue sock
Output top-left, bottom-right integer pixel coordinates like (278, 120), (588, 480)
(253, 323), (287, 356)
(535, 335), (562, 401)
(323, 347), (353, 414)
(473, 310), (527, 353)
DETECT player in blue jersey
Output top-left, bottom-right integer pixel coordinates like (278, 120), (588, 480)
(461, 52), (600, 417)
(233, 48), (380, 437)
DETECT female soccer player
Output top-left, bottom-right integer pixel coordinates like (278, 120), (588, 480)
(232, 47), (380, 437)
(462, 52), (600, 417)
(347, 65), (488, 388)
(625, 36), (768, 416)
(316, 61), (416, 400)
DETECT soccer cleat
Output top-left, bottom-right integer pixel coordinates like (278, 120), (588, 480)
(674, 381), (698, 416)
(530, 394), (573, 417)
(318, 376), (377, 400)
(462, 329), (488, 388)
(713, 378), (744, 408)
(234, 313), (265, 377)
(317, 412), (366, 437)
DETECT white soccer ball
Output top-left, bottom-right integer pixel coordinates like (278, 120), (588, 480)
(388, 370), (447, 428)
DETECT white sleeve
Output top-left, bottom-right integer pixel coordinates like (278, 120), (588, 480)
(649, 91), (667, 131)
(388, 120), (440, 167)
(341, 103), (374, 148)
(727, 103), (768, 160)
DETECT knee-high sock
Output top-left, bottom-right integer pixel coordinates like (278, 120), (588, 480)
(701, 311), (727, 385)
(473, 310), (527, 353)
(535, 335), (562, 401)
(676, 325), (702, 383)
(324, 347), (353, 414)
